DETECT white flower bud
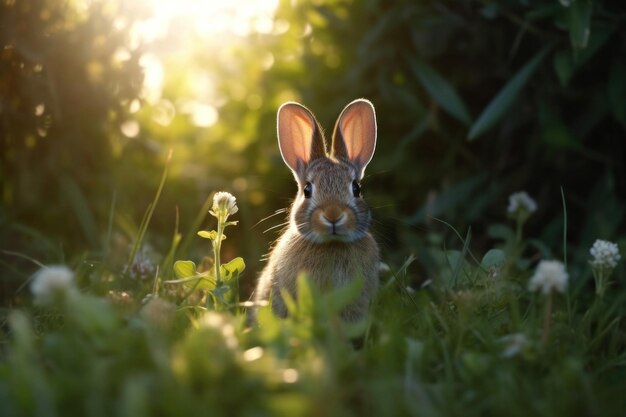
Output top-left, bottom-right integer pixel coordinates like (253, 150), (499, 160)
(528, 260), (568, 295)
(507, 191), (538, 216)
(590, 239), (621, 270)
(211, 191), (238, 217)
(30, 265), (76, 305)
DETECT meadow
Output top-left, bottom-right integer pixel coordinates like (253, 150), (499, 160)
(1, 0), (625, 416)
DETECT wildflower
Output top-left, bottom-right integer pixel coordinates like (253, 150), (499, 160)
(500, 333), (528, 358)
(507, 191), (537, 217)
(507, 191), (537, 242)
(207, 191), (239, 288)
(125, 249), (156, 280)
(528, 260), (568, 295)
(528, 260), (568, 345)
(590, 239), (621, 269)
(589, 239), (621, 298)
(210, 191), (238, 218)
(30, 265), (76, 305)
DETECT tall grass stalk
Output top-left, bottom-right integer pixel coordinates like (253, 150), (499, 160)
(542, 292), (553, 345)
(127, 149), (173, 269)
(104, 189), (117, 257)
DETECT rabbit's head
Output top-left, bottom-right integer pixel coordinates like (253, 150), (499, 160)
(277, 99), (377, 244)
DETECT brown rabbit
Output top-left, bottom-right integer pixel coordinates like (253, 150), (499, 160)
(253, 99), (380, 321)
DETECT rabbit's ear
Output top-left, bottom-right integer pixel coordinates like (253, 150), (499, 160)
(277, 102), (326, 176)
(331, 99), (377, 177)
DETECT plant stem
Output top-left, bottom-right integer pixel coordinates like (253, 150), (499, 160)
(515, 217), (523, 243)
(542, 292), (553, 345)
(214, 214), (224, 286)
(594, 268), (606, 299)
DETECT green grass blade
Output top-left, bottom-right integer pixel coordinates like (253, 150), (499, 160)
(408, 56), (472, 125)
(104, 189), (117, 257)
(451, 227), (471, 288)
(431, 217), (483, 269)
(561, 186), (568, 268)
(160, 206), (182, 280)
(177, 194), (213, 258)
(127, 149), (173, 268)
(468, 47), (551, 140)
(59, 176), (100, 249)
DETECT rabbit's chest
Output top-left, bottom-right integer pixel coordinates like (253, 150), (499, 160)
(276, 235), (378, 290)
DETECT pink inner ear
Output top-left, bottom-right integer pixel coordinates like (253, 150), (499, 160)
(290, 112), (314, 163)
(339, 101), (376, 166)
(341, 112), (366, 161)
(278, 103), (317, 172)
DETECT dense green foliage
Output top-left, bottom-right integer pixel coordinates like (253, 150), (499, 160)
(1, 0), (625, 415)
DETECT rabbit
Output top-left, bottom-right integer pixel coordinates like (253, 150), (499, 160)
(253, 99), (380, 322)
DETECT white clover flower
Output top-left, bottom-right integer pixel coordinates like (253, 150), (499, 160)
(211, 191), (238, 217)
(500, 333), (528, 358)
(528, 260), (568, 295)
(590, 239), (621, 269)
(507, 191), (538, 216)
(30, 265), (76, 305)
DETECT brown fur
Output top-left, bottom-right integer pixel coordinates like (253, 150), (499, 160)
(253, 99), (380, 322)
(255, 228), (379, 321)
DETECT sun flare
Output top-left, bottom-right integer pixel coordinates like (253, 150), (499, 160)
(107, 0), (281, 131)
(135, 0), (279, 42)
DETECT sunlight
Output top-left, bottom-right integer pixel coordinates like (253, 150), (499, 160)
(134, 0), (280, 42)
(113, 0), (280, 127)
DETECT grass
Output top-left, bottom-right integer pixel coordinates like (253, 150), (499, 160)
(1, 190), (625, 417)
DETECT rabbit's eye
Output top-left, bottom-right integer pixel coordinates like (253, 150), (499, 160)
(352, 181), (362, 198)
(303, 182), (313, 198)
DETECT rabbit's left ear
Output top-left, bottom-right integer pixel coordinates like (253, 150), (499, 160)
(331, 99), (377, 178)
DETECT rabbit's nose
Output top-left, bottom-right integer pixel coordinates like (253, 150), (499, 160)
(322, 205), (344, 223)
(322, 211), (346, 226)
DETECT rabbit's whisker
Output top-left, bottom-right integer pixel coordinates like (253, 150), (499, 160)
(252, 208), (288, 229)
(263, 221), (290, 234)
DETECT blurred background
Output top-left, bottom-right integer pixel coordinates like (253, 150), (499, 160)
(1, 0), (624, 303)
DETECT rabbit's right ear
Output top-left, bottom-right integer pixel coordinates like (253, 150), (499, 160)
(277, 102), (326, 176)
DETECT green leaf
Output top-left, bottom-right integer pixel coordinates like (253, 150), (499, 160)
(296, 273), (315, 318)
(408, 57), (472, 125)
(568, 0), (592, 51)
(325, 276), (363, 314)
(442, 250), (472, 290)
(172, 260), (215, 290)
(173, 260), (197, 279)
(481, 249), (506, 269)
(197, 230), (217, 240)
(553, 25), (614, 87)
(280, 288), (298, 317)
(220, 257), (246, 282)
(468, 47), (550, 140)
(553, 50), (573, 87)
